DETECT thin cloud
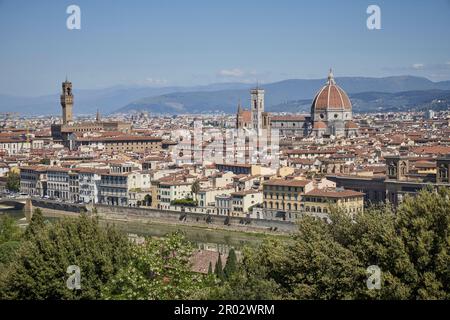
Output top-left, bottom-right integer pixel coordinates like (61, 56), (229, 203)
(412, 63), (424, 70)
(218, 68), (245, 78)
(145, 78), (168, 85)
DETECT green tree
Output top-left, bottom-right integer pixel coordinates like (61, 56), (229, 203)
(6, 172), (20, 193)
(0, 215), (22, 244)
(0, 215), (22, 267)
(206, 245), (281, 300)
(223, 248), (237, 279)
(393, 187), (450, 299)
(208, 262), (213, 275)
(171, 198), (198, 207)
(0, 241), (21, 266)
(102, 232), (205, 300)
(1, 214), (131, 300)
(210, 188), (450, 300)
(191, 180), (200, 201)
(24, 208), (46, 240)
(214, 253), (225, 281)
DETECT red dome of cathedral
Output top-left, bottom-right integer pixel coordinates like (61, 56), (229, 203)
(311, 70), (352, 112)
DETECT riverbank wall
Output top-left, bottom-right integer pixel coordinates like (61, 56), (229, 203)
(30, 199), (297, 234)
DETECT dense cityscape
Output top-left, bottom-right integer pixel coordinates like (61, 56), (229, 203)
(2, 72), (449, 218)
(0, 1), (449, 312)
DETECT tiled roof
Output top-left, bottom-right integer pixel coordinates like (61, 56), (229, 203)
(263, 179), (312, 187)
(305, 188), (364, 198)
(237, 110), (251, 122)
(270, 115), (306, 121)
(313, 121), (327, 129)
(311, 73), (352, 112)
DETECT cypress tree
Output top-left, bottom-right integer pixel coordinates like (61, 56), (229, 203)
(214, 253), (224, 280)
(208, 261), (213, 275)
(223, 248), (237, 279)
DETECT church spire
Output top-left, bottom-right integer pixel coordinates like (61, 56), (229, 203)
(237, 99), (242, 114)
(96, 109), (101, 122)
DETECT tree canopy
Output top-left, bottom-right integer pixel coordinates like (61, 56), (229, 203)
(1, 213), (131, 299)
(6, 171), (20, 193)
(0, 187), (449, 300)
(102, 232), (205, 300)
(207, 187), (450, 300)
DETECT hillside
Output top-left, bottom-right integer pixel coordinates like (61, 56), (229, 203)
(268, 90), (450, 113)
(115, 76), (450, 115)
(2, 76), (450, 116)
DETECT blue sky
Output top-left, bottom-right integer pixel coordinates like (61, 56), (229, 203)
(1, 0), (450, 96)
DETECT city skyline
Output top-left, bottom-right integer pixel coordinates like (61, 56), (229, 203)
(1, 0), (450, 96)
(1, 0), (450, 306)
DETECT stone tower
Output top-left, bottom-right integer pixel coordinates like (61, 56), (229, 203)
(250, 87), (264, 133)
(436, 155), (450, 183)
(61, 79), (73, 125)
(385, 155), (409, 181)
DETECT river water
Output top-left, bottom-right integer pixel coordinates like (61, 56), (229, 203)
(1, 208), (270, 255)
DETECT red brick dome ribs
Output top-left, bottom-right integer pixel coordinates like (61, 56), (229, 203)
(311, 70), (352, 112)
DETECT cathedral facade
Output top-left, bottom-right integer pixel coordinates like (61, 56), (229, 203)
(236, 70), (358, 138)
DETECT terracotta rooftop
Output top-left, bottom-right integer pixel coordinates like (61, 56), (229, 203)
(263, 179), (312, 187)
(189, 250), (228, 274)
(237, 110), (251, 123)
(305, 188), (364, 198)
(311, 71), (352, 112)
(270, 115), (307, 121)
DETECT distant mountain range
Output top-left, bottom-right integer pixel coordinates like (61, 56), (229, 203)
(1, 76), (450, 116)
(270, 90), (450, 113)
(0, 82), (253, 116)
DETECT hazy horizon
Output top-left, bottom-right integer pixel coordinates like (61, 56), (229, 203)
(1, 74), (449, 98)
(1, 0), (450, 96)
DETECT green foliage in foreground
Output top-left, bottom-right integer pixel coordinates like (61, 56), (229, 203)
(0, 215), (23, 267)
(0, 187), (449, 300)
(102, 232), (205, 300)
(206, 187), (450, 300)
(0, 214), (22, 244)
(0, 212), (131, 299)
